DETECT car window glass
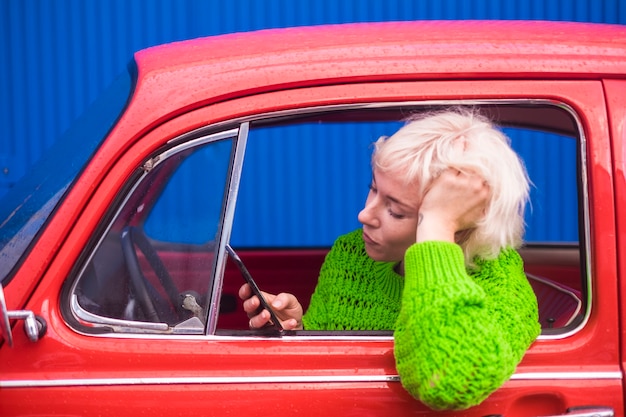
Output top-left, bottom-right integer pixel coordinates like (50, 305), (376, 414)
(70, 134), (234, 333)
(143, 143), (230, 244)
(0, 70), (133, 286)
(218, 104), (585, 336)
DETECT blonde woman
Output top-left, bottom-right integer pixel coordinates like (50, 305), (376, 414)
(240, 108), (540, 410)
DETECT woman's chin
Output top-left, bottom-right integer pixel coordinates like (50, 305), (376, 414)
(364, 247), (381, 261)
(365, 246), (391, 262)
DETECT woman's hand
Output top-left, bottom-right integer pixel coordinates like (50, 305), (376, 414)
(416, 169), (490, 243)
(238, 283), (304, 330)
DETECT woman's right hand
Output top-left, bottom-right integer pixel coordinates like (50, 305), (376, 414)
(238, 283), (304, 330)
(417, 168), (490, 243)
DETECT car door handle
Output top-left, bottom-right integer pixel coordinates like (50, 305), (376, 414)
(545, 406), (614, 417)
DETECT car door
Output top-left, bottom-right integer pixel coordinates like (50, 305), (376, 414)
(0, 79), (622, 416)
(213, 80), (622, 415)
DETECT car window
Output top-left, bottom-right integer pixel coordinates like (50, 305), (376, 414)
(65, 103), (586, 338)
(69, 129), (237, 334)
(218, 103), (585, 336)
(0, 69), (133, 287)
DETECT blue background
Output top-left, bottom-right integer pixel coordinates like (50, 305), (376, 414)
(1, 0), (623, 245)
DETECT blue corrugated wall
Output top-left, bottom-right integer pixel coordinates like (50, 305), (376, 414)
(2, 0), (624, 244)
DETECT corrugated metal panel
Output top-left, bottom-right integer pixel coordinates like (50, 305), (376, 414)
(507, 129), (579, 243)
(1, 0), (622, 245)
(231, 122), (387, 247)
(227, 122), (579, 247)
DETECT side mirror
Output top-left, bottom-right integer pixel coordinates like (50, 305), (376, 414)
(0, 285), (46, 347)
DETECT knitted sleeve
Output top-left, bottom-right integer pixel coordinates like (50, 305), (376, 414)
(394, 241), (541, 410)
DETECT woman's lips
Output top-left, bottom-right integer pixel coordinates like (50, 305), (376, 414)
(362, 230), (377, 246)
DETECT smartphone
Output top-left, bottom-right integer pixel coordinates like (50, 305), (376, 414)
(225, 244), (283, 332)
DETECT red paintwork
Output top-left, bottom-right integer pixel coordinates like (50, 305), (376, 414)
(604, 78), (626, 404)
(1, 20), (626, 415)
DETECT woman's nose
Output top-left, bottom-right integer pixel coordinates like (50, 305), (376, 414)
(358, 199), (380, 228)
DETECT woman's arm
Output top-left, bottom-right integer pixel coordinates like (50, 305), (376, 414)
(394, 242), (540, 410)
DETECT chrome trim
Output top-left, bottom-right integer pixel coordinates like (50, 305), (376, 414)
(1, 371), (620, 389)
(45, 329), (397, 341)
(0, 375), (399, 388)
(531, 100), (592, 340)
(71, 294), (205, 335)
(510, 371), (622, 380)
(71, 293), (170, 333)
(568, 100), (593, 339)
(206, 122), (249, 335)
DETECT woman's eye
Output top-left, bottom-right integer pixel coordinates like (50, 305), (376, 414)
(388, 208), (405, 219)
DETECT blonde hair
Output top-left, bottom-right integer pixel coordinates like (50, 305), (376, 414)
(373, 108), (530, 265)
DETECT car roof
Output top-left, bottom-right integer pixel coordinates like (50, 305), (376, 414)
(128, 20), (626, 125)
(137, 20), (626, 82)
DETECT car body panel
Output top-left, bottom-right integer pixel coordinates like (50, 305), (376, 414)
(604, 78), (626, 403)
(1, 20), (626, 415)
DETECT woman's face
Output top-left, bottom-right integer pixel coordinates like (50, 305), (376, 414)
(357, 167), (421, 262)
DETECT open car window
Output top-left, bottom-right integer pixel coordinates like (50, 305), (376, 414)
(65, 102), (586, 338)
(218, 103), (586, 337)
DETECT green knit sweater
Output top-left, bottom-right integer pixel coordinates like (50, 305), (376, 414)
(302, 229), (540, 410)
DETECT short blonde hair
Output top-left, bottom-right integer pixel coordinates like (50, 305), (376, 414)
(372, 108), (530, 265)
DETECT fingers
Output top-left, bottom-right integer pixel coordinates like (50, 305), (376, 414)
(439, 168), (488, 192)
(280, 318), (302, 331)
(238, 283), (252, 300)
(248, 310), (301, 330)
(270, 292), (293, 311)
(417, 168), (490, 242)
(428, 168), (490, 208)
(248, 308), (272, 329)
(270, 293), (304, 330)
(239, 283), (265, 317)
(240, 288), (273, 329)
(239, 285), (303, 331)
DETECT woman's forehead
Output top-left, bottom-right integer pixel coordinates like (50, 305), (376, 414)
(373, 168), (421, 208)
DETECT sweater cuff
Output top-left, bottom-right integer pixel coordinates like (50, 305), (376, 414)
(403, 240), (473, 293)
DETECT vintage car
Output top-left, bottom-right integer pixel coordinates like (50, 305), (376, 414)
(1, 20), (625, 416)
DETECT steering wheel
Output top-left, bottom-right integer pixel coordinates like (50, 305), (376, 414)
(121, 226), (181, 323)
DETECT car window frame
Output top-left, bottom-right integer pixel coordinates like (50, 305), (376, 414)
(218, 100), (589, 340)
(61, 99), (591, 341)
(66, 126), (247, 335)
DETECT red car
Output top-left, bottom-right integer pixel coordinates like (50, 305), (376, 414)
(1, 20), (625, 416)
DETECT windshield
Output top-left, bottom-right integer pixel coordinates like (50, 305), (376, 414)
(0, 66), (134, 285)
